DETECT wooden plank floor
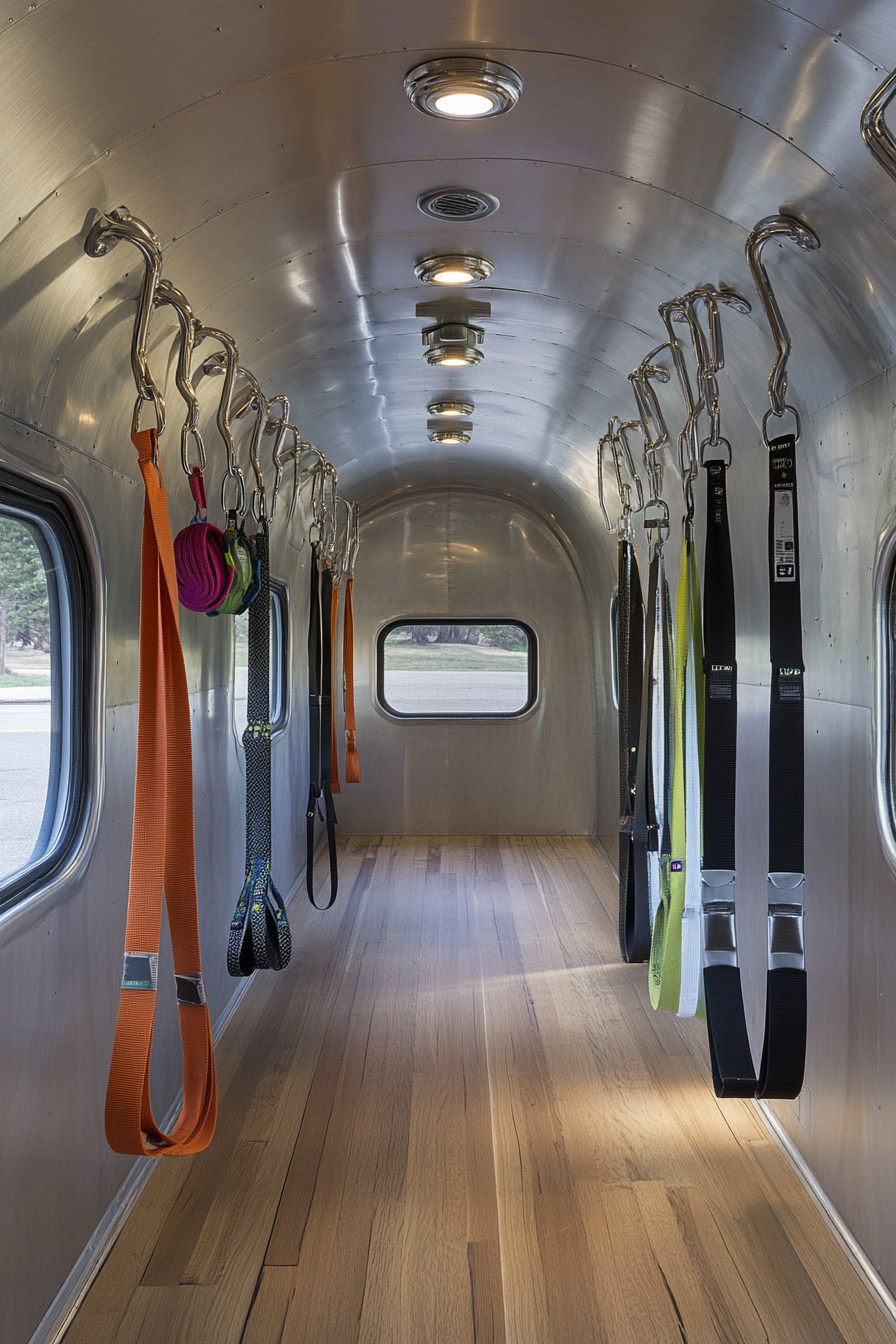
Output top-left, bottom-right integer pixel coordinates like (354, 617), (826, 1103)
(66, 836), (895, 1344)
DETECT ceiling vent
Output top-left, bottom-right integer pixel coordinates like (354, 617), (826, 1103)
(416, 189), (500, 221)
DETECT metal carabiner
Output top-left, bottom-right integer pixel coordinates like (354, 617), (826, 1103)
(264, 395), (291, 520)
(745, 214), (820, 436)
(597, 419), (644, 536)
(629, 343), (673, 456)
(195, 329), (247, 518)
(85, 206), (167, 437)
(153, 279), (206, 475)
(232, 368), (269, 524)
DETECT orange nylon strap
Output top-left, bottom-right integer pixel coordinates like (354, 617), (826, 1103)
(104, 430), (217, 1157)
(343, 576), (361, 783)
(329, 583), (341, 794)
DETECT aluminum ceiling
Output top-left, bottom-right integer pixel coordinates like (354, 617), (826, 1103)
(1, 0), (895, 533)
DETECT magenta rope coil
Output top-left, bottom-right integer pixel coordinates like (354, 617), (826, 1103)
(174, 521), (234, 612)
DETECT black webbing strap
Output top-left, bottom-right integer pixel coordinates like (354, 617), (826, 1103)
(306, 545), (338, 909)
(617, 534), (648, 961)
(227, 526), (292, 977)
(701, 439), (806, 1098)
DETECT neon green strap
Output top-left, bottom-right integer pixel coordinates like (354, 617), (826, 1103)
(650, 521), (704, 1014)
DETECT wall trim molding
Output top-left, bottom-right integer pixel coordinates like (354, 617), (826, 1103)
(754, 1101), (896, 1332)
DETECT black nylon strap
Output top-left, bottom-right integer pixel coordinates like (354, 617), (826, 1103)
(702, 462), (737, 871)
(617, 535), (648, 961)
(227, 527), (292, 977)
(701, 441), (806, 1100)
(306, 547), (338, 910)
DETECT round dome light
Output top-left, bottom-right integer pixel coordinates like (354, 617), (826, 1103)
(404, 58), (523, 120)
(428, 400), (475, 417)
(430, 429), (471, 445)
(415, 253), (494, 286)
(422, 322), (484, 367)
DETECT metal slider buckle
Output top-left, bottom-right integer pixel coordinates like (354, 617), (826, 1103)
(767, 873), (805, 970)
(122, 952), (159, 991)
(175, 974), (206, 1007)
(701, 869), (737, 967)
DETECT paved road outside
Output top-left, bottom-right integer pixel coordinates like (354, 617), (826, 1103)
(383, 670), (529, 715)
(0, 702), (50, 881)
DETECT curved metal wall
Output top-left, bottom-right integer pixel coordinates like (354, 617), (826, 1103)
(336, 489), (596, 836)
(3, 1), (896, 1338)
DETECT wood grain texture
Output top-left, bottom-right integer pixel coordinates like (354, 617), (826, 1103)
(65, 837), (894, 1344)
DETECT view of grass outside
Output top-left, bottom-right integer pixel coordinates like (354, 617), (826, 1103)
(0, 514), (53, 881)
(382, 623), (532, 715)
(1, 516), (52, 687)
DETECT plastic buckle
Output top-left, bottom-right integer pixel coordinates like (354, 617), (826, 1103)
(767, 873), (805, 970)
(701, 869), (737, 967)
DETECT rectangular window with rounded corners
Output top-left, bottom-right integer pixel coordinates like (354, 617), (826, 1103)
(378, 620), (536, 719)
(0, 472), (92, 912)
(234, 581), (289, 738)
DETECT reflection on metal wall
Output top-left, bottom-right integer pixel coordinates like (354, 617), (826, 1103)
(0, 422), (312, 1344)
(335, 490), (596, 836)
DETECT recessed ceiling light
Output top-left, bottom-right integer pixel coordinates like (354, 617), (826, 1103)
(422, 322), (484, 367)
(415, 253), (494, 285)
(430, 429), (471, 444)
(404, 57), (523, 120)
(428, 400), (475, 417)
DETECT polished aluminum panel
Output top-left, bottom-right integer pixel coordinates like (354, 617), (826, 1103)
(1, 0), (896, 1336)
(335, 490), (595, 836)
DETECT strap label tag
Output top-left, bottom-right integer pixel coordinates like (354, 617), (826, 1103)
(122, 952), (158, 992)
(773, 485), (796, 582)
(175, 973), (206, 1007)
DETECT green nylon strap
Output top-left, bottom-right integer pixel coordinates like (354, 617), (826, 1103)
(649, 520), (705, 1014)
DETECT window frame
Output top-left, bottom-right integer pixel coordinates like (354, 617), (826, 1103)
(376, 618), (538, 721)
(0, 468), (96, 917)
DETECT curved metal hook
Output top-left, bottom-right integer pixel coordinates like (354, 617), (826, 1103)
(265, 395), (291, 519)
(745, 214), (820, 420)
(862, 68), (896, 184)
(154, 279), (205, 474)
(233, 367), (269, 522)
(629, 343), (672, 456)
(194, 328), (246, 517)
(85, 206), (166, 434)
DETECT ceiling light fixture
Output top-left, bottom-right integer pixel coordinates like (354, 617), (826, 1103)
(404, 57), (523, 120)
(429, 429), (471, 445)
(422, 322), (484, 367)
(428, 400), (475, 417)
(415, 253), (494, 285)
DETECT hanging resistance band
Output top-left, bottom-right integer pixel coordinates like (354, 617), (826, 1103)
(227, 525), (292, 976)
(650, 520), (704, 1015)
(306, 545), (339, 909)
(617, 531), (647, 961)
(343, 575), (361, 783)
(701, 437), (806, 1097)
(633, 529), (673, 945)
(104, 430), (217, 1156)
(330, 583), (341, 794)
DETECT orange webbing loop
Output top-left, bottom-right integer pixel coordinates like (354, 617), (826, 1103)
(104, 430), (217, 1156)
(330, 582), (341, 794)
(343, 576), (361, 783)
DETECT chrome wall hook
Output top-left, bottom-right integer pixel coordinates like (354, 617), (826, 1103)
(746, 214), (820, 436)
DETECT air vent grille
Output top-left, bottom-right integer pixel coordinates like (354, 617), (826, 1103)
(417, 189), (500, 220)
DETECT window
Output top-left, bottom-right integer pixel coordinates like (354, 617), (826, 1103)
(377, 620), (536, 718)
(0, 471), (92, 910)
(234, 582), (289, 737)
